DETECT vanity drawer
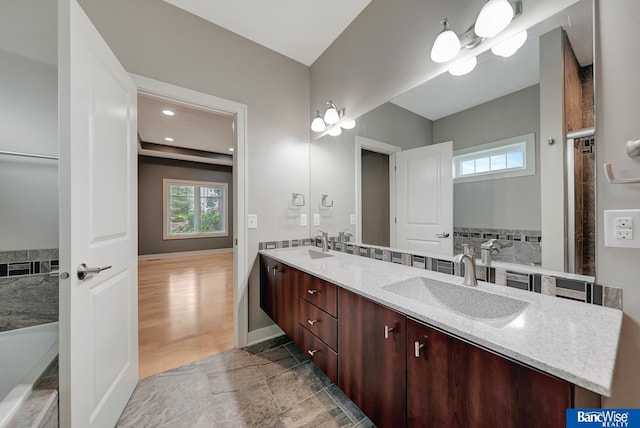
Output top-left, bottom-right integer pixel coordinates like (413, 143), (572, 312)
(300, 273), (337, 317)
(299, 298), (338, 351)
(299, 325), (338, 384)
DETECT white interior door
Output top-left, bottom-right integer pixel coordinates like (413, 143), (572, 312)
(58, 0), (138, 426)
(396, 142), (453, 256)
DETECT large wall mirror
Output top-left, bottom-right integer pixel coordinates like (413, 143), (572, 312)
(310, 0), (595, 276)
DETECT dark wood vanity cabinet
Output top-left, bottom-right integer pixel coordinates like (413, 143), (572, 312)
(407, 319), (572, 428)
(260, 256), (576, 428)
(260, 255), (299, 341)
(338, 288), (407, 428)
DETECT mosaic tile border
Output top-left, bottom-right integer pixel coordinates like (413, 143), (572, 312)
(258, 239), (623, 311)
(454, 227), (541, 243)
(0, 249), (59, 278)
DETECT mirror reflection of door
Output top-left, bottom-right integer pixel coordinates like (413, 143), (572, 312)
(361, 149), (390, 247)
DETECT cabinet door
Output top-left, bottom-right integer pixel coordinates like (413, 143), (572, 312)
(338, 288), (406, 428)
(274, 264), (300, 341)
(407, 319), (571, 428)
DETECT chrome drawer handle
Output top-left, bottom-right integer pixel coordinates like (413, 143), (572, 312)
(384, 325), (395, 339)
(307, 319), (318, 326)
(415, 341), (425, 358)
(307, 349), (318, 357)
(307, 289), (318, 295)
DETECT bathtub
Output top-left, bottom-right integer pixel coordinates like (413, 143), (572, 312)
(0, 322), (58, 427)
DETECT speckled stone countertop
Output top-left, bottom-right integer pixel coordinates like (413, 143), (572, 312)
(260, 246), (623, 396)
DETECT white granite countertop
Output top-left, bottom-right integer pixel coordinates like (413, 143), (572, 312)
(260, 246), (623, 396)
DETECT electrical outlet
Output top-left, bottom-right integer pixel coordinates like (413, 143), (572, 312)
(616, 217), (633, 229)
(247, 214), (258, 229)
(616, 229), (633, 240)
(300, 213), (307, 227)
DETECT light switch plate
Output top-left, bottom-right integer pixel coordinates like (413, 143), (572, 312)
(300, 213), (307, 227)
(313, 214), (320, 226)
(350, 214), (357, 225)
(604, 209), (640, 248)
(247, 214), (258, 229)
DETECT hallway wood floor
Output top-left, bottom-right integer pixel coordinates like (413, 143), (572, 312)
(138, 252), (234, 378)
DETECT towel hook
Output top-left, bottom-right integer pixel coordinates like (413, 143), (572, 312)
(321, 194), (334, 208)
(291, 193), (305, 207)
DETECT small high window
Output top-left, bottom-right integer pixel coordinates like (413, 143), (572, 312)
(163, 179), (228, 240)
(453, 133), (535, 183)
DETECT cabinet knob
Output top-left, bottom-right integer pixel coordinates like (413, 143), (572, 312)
(307, 349), (318, 357)
(384, 325), (395, 339)
(414, 340), (426, 358)
(307, 289), (318, 295)
(307, 319), (318, 326)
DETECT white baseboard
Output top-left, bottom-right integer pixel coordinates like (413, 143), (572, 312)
(246, 324), (285, 347)
(138, 248), (233, 260)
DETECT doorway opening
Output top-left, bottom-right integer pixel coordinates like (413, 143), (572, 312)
(133, 77), (247, 377)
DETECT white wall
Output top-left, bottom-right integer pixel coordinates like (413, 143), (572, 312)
(597, 0), (640, 408)
(0, 50), (58, 251)
(78, 0), (311, 332)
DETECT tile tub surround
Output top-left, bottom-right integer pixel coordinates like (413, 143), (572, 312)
(116, 337), (372, 428)
(0, 275), (58, 332)
(259, 246), (623, 397)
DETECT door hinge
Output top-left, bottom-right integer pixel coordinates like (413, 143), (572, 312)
(395, 217), (397, 223)
(235, 238), (238, 245)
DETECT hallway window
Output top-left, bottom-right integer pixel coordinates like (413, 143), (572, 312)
(163, 179), (228, 239)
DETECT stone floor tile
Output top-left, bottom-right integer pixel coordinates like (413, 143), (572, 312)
(260, 390), (352, 428)
(265, 361), (332, 411)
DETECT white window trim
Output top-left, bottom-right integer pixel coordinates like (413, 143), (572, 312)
(163, 178), (229, 240)
(453, 133), (536, 184)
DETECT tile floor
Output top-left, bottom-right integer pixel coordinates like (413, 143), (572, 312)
(116, 336), (375, 428)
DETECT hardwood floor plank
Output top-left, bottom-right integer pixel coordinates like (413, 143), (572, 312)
(138, 253), (234, 378)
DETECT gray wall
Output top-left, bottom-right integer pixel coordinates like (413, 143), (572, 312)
(138, 156), (233, 255)
(0, 50), (58, 251)
(79, 0), (311, 332)
(597, 0), (640, 408)
(433, 85), (541, 230)
(310, 102), (432, 237)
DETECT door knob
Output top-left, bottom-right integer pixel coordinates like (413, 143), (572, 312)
(77, 263), (112, 280)
(436, 232), (450, 238)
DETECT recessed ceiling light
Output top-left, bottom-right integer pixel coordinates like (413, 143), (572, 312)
(164, 137), (174, 142)
(229, 147), (234, 152)
(162, 109), (175, 116)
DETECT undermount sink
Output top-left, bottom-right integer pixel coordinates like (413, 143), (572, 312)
(307, 249), (334, 260)
(383, 277), (529, 328)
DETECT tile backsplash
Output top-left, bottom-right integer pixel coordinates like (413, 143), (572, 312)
(259, 239), (623, 311)
(0, 248), (59, 332)
(454, 227), (542, 267)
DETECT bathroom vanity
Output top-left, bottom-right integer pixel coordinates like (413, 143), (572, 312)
(260, 246), (622, 428)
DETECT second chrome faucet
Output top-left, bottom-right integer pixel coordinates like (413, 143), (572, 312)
(453, 244), (478, 287)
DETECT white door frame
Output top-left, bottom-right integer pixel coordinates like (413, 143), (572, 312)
(130, 74), (249, 347)
(355, 136), (401, 247)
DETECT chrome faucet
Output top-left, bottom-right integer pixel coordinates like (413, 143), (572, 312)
(338, 230), (353, 243)
(316, 230), (329, 252)
(480, 239), (500, 267)
(453, 244), (478, 287)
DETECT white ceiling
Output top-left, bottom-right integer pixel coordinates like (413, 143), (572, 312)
(137, 95), (235, 155)
(163, 0), (372, 66)
(392, 0), (593, 121)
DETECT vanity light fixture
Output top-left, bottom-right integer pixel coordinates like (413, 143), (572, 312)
(324, 101), (340, 125)
(491, 30), (528, 57)
(328, 126), (342, 137)
(430, 18), (461, 63)
(430, 2), (522, 66)
(474, 0), (515, 38)
(449, 56), (478, 76)
(311, 110), (326, 133)
(311, 100), (356, 135)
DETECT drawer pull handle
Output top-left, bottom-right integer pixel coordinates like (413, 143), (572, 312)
(307, 289), (318, 295)
(384, 325), (395, 339)
(414, 340), (425, 358)
(307, 319), (318, 326)
(307, 349), (318, 357)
